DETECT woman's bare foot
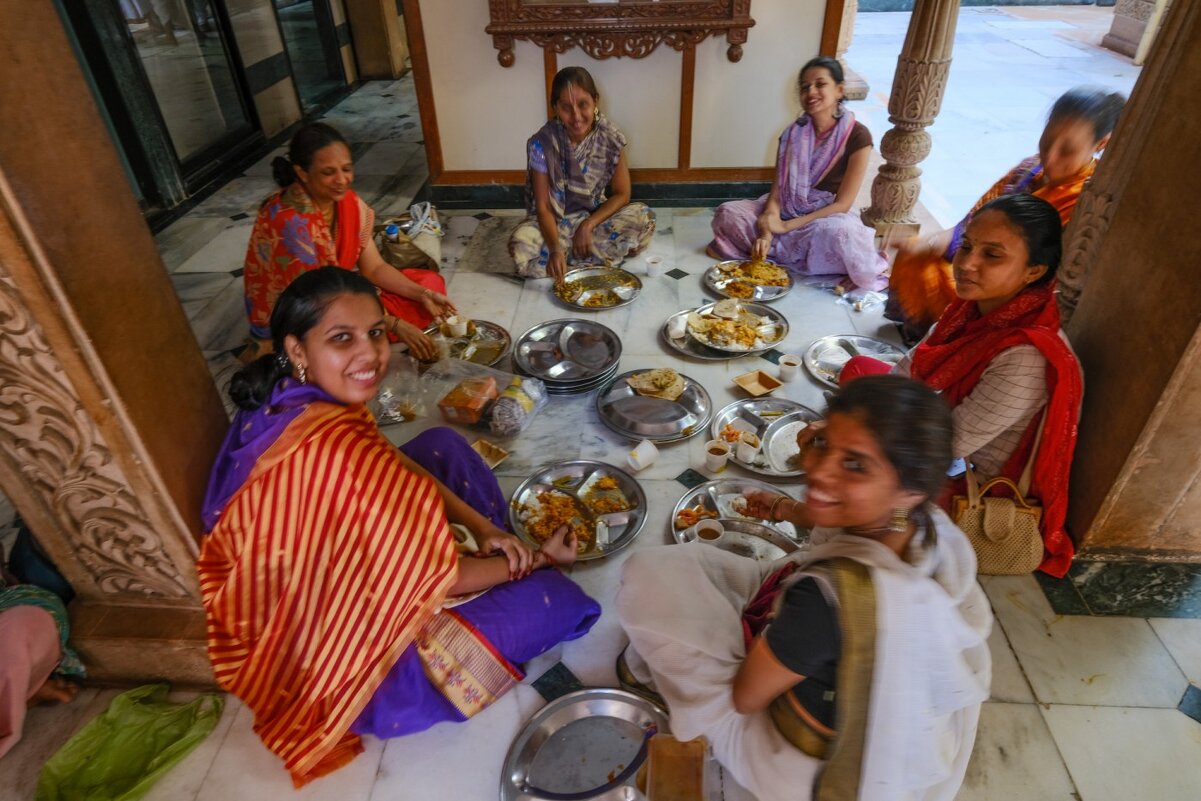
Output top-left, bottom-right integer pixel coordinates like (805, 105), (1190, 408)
(704, 244), (723, 260)
(29, 677), (80, 707)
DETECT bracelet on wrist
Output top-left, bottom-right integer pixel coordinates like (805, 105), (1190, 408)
(769, 495), (789, 522)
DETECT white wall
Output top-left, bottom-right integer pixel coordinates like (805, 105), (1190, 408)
(419, 0), (826, 173)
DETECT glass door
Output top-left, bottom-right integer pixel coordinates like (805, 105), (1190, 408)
(274, 0), (345, 111)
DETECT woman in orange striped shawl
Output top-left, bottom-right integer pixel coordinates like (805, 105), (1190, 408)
(199, 268), (599, 786)
(888, 88), (1125, 339)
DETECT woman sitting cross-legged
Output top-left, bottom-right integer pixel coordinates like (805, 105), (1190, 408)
(617, 376), (992, 801)
(708, 56), (887, 291)
(242, 122), (456, 361)
(199, 267), (600, 786)
(844, 193), (1084, 576)
(509, 66), (656, 280)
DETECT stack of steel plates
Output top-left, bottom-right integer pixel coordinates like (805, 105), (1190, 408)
(511, 318), (622, 395)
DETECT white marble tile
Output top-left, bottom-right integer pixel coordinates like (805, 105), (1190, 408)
(142, 694), (241, 801)
(190, 176), (277, 218)
(172, 222), (254, 274)
(156, 216), (238, 273)
(1041, 705), (1201, 801)
(444, 271), (522, 334)
(955, 702), (1077, 801)
(241, 146), (287, 178)
(353, 142), (420, 176)
(986, 618), (1035, 703)
(194, 701), (384, 801)
(189, 279), (248, 352)
(0, 688), (108, 801)
(1150, 618), (1201, 685)
(983, 575), (1188, 707)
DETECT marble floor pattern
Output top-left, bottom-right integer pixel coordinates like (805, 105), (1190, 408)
(4, 7), (1199, 801)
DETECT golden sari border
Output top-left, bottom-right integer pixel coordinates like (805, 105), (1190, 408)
(416, 609), (523, 719)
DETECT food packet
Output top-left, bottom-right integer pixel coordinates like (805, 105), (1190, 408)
(371, 350), (426, 425)
(419, 359), (548, 438)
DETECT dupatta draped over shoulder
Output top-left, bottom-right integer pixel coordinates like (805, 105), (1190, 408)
(776, 111), (856, 220)
(197, 385), (457, 785)
(890, 156), (1095, 331)
(523, 115), (627, 218)
(910, 284), (1083, 576)
(243, 183), (372, 339)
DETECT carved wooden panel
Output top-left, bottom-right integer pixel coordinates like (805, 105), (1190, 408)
(486, 0), (754, 67)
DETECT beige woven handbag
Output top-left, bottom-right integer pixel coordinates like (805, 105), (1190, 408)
(951, 414), (1045, 575)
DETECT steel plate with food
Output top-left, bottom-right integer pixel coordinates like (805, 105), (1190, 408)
(671, 478), (807, 561)
(682, 299), (788, 356)
(595, 368), (713, 444)
(553, 267), (642, 311)
(803, 335), (907, 389)
(703, 259), (793, 303)
(711, 398), (822, 479)
(509, 460), (647, 560)
(422, 319), (511, 367)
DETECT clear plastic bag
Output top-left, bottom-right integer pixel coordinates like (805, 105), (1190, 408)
(419, 359), (548, 438)
(835, 288), (887, 313)
(371, 349), (426, 425)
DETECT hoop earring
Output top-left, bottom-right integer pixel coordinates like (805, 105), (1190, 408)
(297, 363), (307, 385)
(889, 506), (909, 534)
(834, 98), (846, 119)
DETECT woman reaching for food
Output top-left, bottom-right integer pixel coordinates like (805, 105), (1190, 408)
(707, 56), (886, 291)
(509, 66), (656, 280)
(200, 268), (599, 785)
(242, 122), (456, 360)
(617, 376), (991, 800)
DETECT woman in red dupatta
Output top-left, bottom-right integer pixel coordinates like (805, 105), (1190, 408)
(888, 87), (1125, 339)
(242, 122), (457, 360)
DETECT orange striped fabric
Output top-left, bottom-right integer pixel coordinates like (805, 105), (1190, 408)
(198, 402), (458, 786)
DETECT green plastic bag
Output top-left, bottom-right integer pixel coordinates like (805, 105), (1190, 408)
(36, 684), (224, 801)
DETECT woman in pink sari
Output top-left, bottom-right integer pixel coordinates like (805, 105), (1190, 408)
(708, 57), (886, 290)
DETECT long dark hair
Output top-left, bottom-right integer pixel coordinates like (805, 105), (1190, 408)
(826, 375), (953, 526)
(270, 122), (350, 188)
(229, 267), (381, 410)
(974, 193), (1063, 286)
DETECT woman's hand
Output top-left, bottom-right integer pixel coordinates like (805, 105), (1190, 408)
(547, 250), (569, 282)
(420, 290), (457, 322)
(475, 526), (534, 579)
(743, 489), (788, 521)
(796, 420), (825, 456)
(391, 317), (437, 361)
(540, 525), (579, 568)
(572, 219), (597, 260)
(751, 235), (772, 262)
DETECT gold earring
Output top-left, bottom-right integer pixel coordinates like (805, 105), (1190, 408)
(889, 506), (909, 533)
(297, 363), (307, 385)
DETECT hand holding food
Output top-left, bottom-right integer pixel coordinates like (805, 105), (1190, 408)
(742, 489), (788, 521)
(391, 317), (437, 361)
(541, 524), (579, 567)
(548, 250), (569, 282)
(420, 290), (457, 322)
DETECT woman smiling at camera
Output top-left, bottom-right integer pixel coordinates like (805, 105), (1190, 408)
(242, 122), (456, 360)
(199, 268), (599, 786)
(509, 66), (656, 280)
(616, 376), (992, 801)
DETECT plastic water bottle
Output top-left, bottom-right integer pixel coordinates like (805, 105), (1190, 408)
(384, 223), (400, 243)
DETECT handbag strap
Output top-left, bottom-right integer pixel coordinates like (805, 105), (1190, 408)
(962, 407), (1046, 503)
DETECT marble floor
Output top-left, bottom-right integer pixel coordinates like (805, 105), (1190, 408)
(3, 6), (1199, 801)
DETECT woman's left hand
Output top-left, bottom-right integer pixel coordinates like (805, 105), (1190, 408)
(572, 219), (597, 259)
(474, 526), (534, 579)
(420, 290), (457, 322)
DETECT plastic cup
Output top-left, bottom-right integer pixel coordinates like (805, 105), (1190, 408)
(778, 354), (802, 382)
(695, 519), (724, 543)
(627, 439), (659, 472)
(645, 256), (665, 277)
(445, 315), (468, 337)
(704, 439), (731, 472)
(736, 432), (761, 464)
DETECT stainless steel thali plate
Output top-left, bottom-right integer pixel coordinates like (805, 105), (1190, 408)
(710, 399), (822, 479)
(513, 319), (622, 383)
(595, 370), (713, 444)
(703, 259), (793, 303)
(508, 460), (647, 561)
(553, 267), (642, 311)
(677, 300), (789, 356)
(422, 319), (511, 367)
(803, 335), (906, 389)
(660, 310), (738, 362)
(500, 688), (668, 801)
(670, 478), (807, 559)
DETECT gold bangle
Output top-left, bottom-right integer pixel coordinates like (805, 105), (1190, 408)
(769, 495), (789, 522)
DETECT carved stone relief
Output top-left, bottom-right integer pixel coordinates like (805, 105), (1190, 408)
(1057, 186), (1116, 324)
(0, 269), (191, 599)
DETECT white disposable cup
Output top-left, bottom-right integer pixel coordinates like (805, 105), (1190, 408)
(645, 256), (665, 277)
(704, 439), (731, 472)
(627, 439), (659, 472)
(778, 354), (802, 382)
(431, 334), (451, 360)
(446, 316), (468, 337)
(694, 519), (725, 543)
(736, 432), (761, 464)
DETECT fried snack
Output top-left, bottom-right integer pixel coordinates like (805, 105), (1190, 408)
(674, 504), (718, 530)
(719, 423), (743, 443)
(732, 260), (789, 286)
(628, 368), (686, 401)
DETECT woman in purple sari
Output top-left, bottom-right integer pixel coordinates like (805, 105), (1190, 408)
(199, 268), (599, 782)
(708, 57), (886, 291)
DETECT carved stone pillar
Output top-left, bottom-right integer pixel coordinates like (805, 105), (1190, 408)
(1102, 0), (1162, 59)
(0, 3), (229, 684)
(835, 0), (869, 101)
(861, 0), (961, 230)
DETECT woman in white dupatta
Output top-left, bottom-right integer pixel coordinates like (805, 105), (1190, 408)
(617, 376), (992, 801)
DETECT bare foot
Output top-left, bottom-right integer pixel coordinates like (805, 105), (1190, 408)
(704, 244), (723, 260)
(29, 677), (80, 707)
